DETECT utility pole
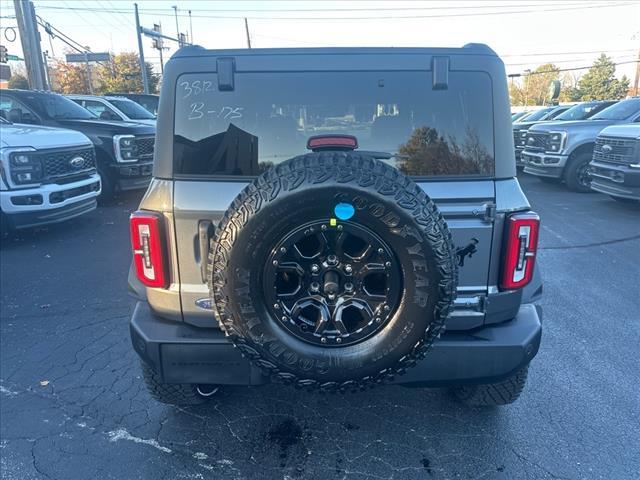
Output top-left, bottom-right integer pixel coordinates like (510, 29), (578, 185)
(13, 0), (47, 89)
(42, 50), (51, 88)
(523, 69), (531, 106)
(84, 50), (93, 94)
(172, 6), (181, 47)
(244, 18), (251, 49)
(189, 10), (193, 44)
(152, 23), (165, 74)
(633, 47), (640, 97)
(134, 3), (149, 94)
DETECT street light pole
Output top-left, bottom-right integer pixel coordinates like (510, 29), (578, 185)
(172, 5), (180, 46)
(523, 69), (531, 106)
(134, 3), (149, 94)
(244, 18), (251, 49)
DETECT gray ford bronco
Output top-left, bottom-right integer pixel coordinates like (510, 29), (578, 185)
(128, 44), (543, 407)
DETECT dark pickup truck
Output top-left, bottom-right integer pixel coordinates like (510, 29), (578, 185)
(0, 89), (155, 200)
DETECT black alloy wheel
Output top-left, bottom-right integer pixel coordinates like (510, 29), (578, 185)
(263, 221), (402, 347)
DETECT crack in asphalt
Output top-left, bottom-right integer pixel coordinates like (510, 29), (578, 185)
(540, 233), (640, 250)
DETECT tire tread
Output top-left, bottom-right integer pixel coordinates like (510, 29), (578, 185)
(207, 152), (458, 392)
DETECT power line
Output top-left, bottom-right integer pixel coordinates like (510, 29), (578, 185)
(31, 2), (618, 13)
(500, 48), (637, 58)
(34, 2), (636, 20)
(508, 59), (639, 77)
(505, 54), (638, 67)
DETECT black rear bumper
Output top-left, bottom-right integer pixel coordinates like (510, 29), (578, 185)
(112, 162), (153, 191)
(131, 302), (542, 387)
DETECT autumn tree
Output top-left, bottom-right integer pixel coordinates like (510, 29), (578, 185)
(558, 72), (582, 102)
(509, 64), (561, 106)
(96, 52), (158, 94)
(8, 74), (29, 89)
(575, 54), (630, 100)
(50, 61), (91, 94)
(397, 126), (492, 176)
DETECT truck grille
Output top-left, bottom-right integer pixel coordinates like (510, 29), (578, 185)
(524, 132), (548, 151)
(41, 147), (96, 181)
(593, 136), (638, 165)
(135, 136), (155, 160)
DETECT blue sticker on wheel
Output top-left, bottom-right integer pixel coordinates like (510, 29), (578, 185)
(334, 202), (355, 221)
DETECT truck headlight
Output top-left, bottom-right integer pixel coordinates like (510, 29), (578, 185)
(516, 130), (528, 146)
(113, 135), (138, 162)
(546, 131), (567, 153)
(9, 151), (43, 185)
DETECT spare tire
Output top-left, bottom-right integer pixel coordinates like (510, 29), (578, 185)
(208, 152), (457, 391)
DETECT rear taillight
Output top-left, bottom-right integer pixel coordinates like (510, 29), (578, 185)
(130, 211), (168, 288)
(500, 212), (540, 291)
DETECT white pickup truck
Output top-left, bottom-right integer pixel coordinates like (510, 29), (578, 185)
(0, 117), (101, 234)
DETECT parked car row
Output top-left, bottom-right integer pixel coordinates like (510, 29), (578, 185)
(0, 89), (159, 233)
(514, 97), (640, 202)
(513, 101), (617, 167)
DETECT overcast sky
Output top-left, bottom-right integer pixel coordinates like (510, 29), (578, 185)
(1, 0), (638, 81)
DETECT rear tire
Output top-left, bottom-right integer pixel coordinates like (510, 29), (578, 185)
(140, 362), (212, 406)
(564, 153), (592, 193)
(452, 366), (529, 406)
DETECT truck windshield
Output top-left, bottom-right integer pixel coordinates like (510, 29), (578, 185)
(35, 94), (96, 120)
(591, 98), (640, 121)
(173, 70), (495, 177)
(109, 99), (156, 120)
(519, 108), (554, 122)
(554, 102), (599, 121)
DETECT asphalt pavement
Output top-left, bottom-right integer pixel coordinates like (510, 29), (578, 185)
(1, 174), (639, 480)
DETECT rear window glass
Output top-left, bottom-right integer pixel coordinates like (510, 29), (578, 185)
(173, 71), (494, 177)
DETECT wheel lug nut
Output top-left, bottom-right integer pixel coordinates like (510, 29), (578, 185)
(321, 224), (327, 231)
(375, 317), (381, 323)
(327, 254), (337, 265)
(377, 248), (384, 254)
(281, 316), (287, 322)
(328, 294), (336, 300)
(310, 282), (319, 292)
(274, 303), (280, 309)
(385, 261), (391, 268)
(320, 337), (327, 343)
(280, 247), (286, 253)
(337, 225), (343, 231)
(336, 337), (342, 343)
(345, 282), (354, 292)
(272, 260), (278, 266)
(384, 305), (390, 311)
(311, 264), (319, 273)
(345, 264), (352, 274)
